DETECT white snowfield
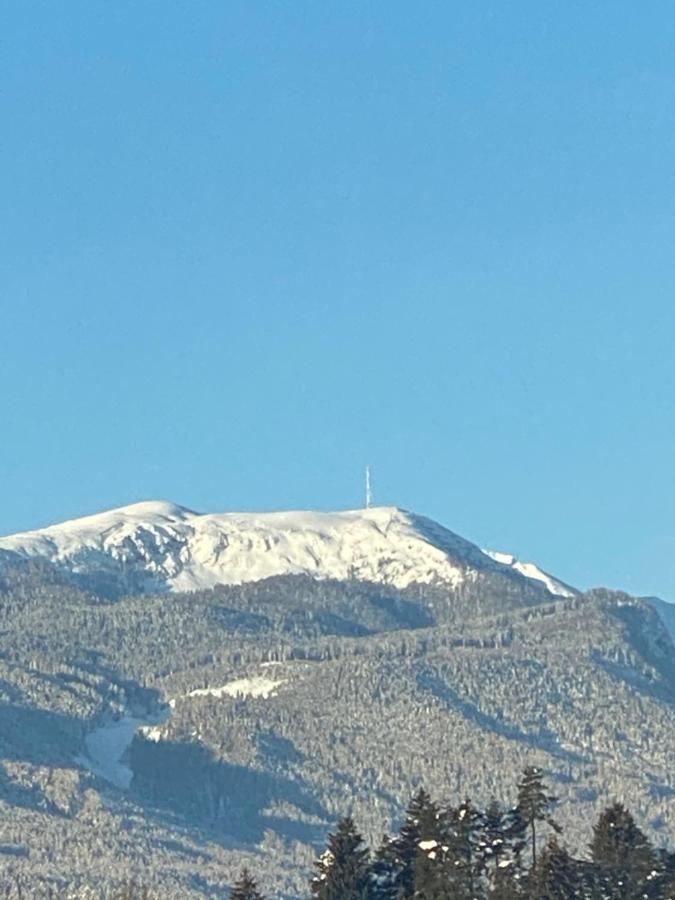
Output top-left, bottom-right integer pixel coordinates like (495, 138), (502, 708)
(187, 676), (284, 700)
(482, 549), (575, 598)
(76, 677), (283, 788)
(75, 708), (170, 789)
(0, 499), (577, 597)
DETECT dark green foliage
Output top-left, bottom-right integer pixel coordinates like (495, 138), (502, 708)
(478, 800), (526, 899)
(482, 799), (509, 871)
(230, 867), (266, 900)
(438, 798), (485, 899)
(311, 816), (372, 900)
(516, 766), (561, 866)
(481, 798), (525, 888)
(661, 853), (675, 900)
(527, 837), (579, 899)
(369, 835), (401, 900)
(371, 789), (441, 899)
(590, 802), (657, 899)
(490, 865), (522, 900)
(310, 787), (674, 900)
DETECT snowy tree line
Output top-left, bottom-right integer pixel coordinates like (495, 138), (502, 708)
(1, 563), (675, 896)
(5, 766), (671, 898)
(46, 766), (670, 899)
(241, 767), (675, 900)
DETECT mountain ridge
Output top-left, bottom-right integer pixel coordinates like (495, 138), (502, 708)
(0, 500), (576, 598)
(1, 505), (675, 896)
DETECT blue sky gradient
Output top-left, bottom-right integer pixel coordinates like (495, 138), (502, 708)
(3, 2), (675, 600)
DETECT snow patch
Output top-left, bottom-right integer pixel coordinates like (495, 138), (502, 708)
(187, 676), (284, 700)
(76, 708), (169, 789)
(483, 549), (576, 597)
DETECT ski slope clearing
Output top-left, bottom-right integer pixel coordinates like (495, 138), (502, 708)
(76, 708), (169, 789)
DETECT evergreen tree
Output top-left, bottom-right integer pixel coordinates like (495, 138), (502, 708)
(481, 799), (524, 898)
(589, 803), (656, 900)
(312, 816), (372, 900)
(439, 798), (485, 899)
(490, 865), (522, 900)
(230, 867), (266, 900)
(373, 789), (440, 900)
(661, 851), (675, 900)
(482, 799), (509, 875)
(412, 836), (450, 900)
(527, 837), (579, 900)
(515, 766), (561, 867)
(370, 835), (400, 900)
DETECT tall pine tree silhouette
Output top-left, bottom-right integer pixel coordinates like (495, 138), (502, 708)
(516, 766), (561, 867)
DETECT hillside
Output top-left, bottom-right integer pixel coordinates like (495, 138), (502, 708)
(0, 506), (673, 897)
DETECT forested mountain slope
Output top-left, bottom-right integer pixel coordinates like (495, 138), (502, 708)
(0, 508), (673, 897)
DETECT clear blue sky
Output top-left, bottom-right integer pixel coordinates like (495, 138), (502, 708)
(3, 2), (675, 601)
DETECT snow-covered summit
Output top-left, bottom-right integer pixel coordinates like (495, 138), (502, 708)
(0, 500), (577, 597)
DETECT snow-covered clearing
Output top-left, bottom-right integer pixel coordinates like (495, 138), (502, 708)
(187, 676), (284, 700)
(76, 708), (169, 789)
(76, 673), (285, 789)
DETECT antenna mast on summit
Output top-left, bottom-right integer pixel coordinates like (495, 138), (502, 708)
(365, 465), (372, 509)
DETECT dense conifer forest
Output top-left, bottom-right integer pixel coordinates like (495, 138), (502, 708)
(1, 563), (674, 896)
(25, 767), (668, 899)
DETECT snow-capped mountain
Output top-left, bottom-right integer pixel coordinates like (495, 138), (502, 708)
(2, 502), (675, 897)
(0, 500), (576, 597)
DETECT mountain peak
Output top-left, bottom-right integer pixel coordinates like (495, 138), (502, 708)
(110, 499), (196, 519)
(60, 499), (197, 526)
(0, 500), (576, 598)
